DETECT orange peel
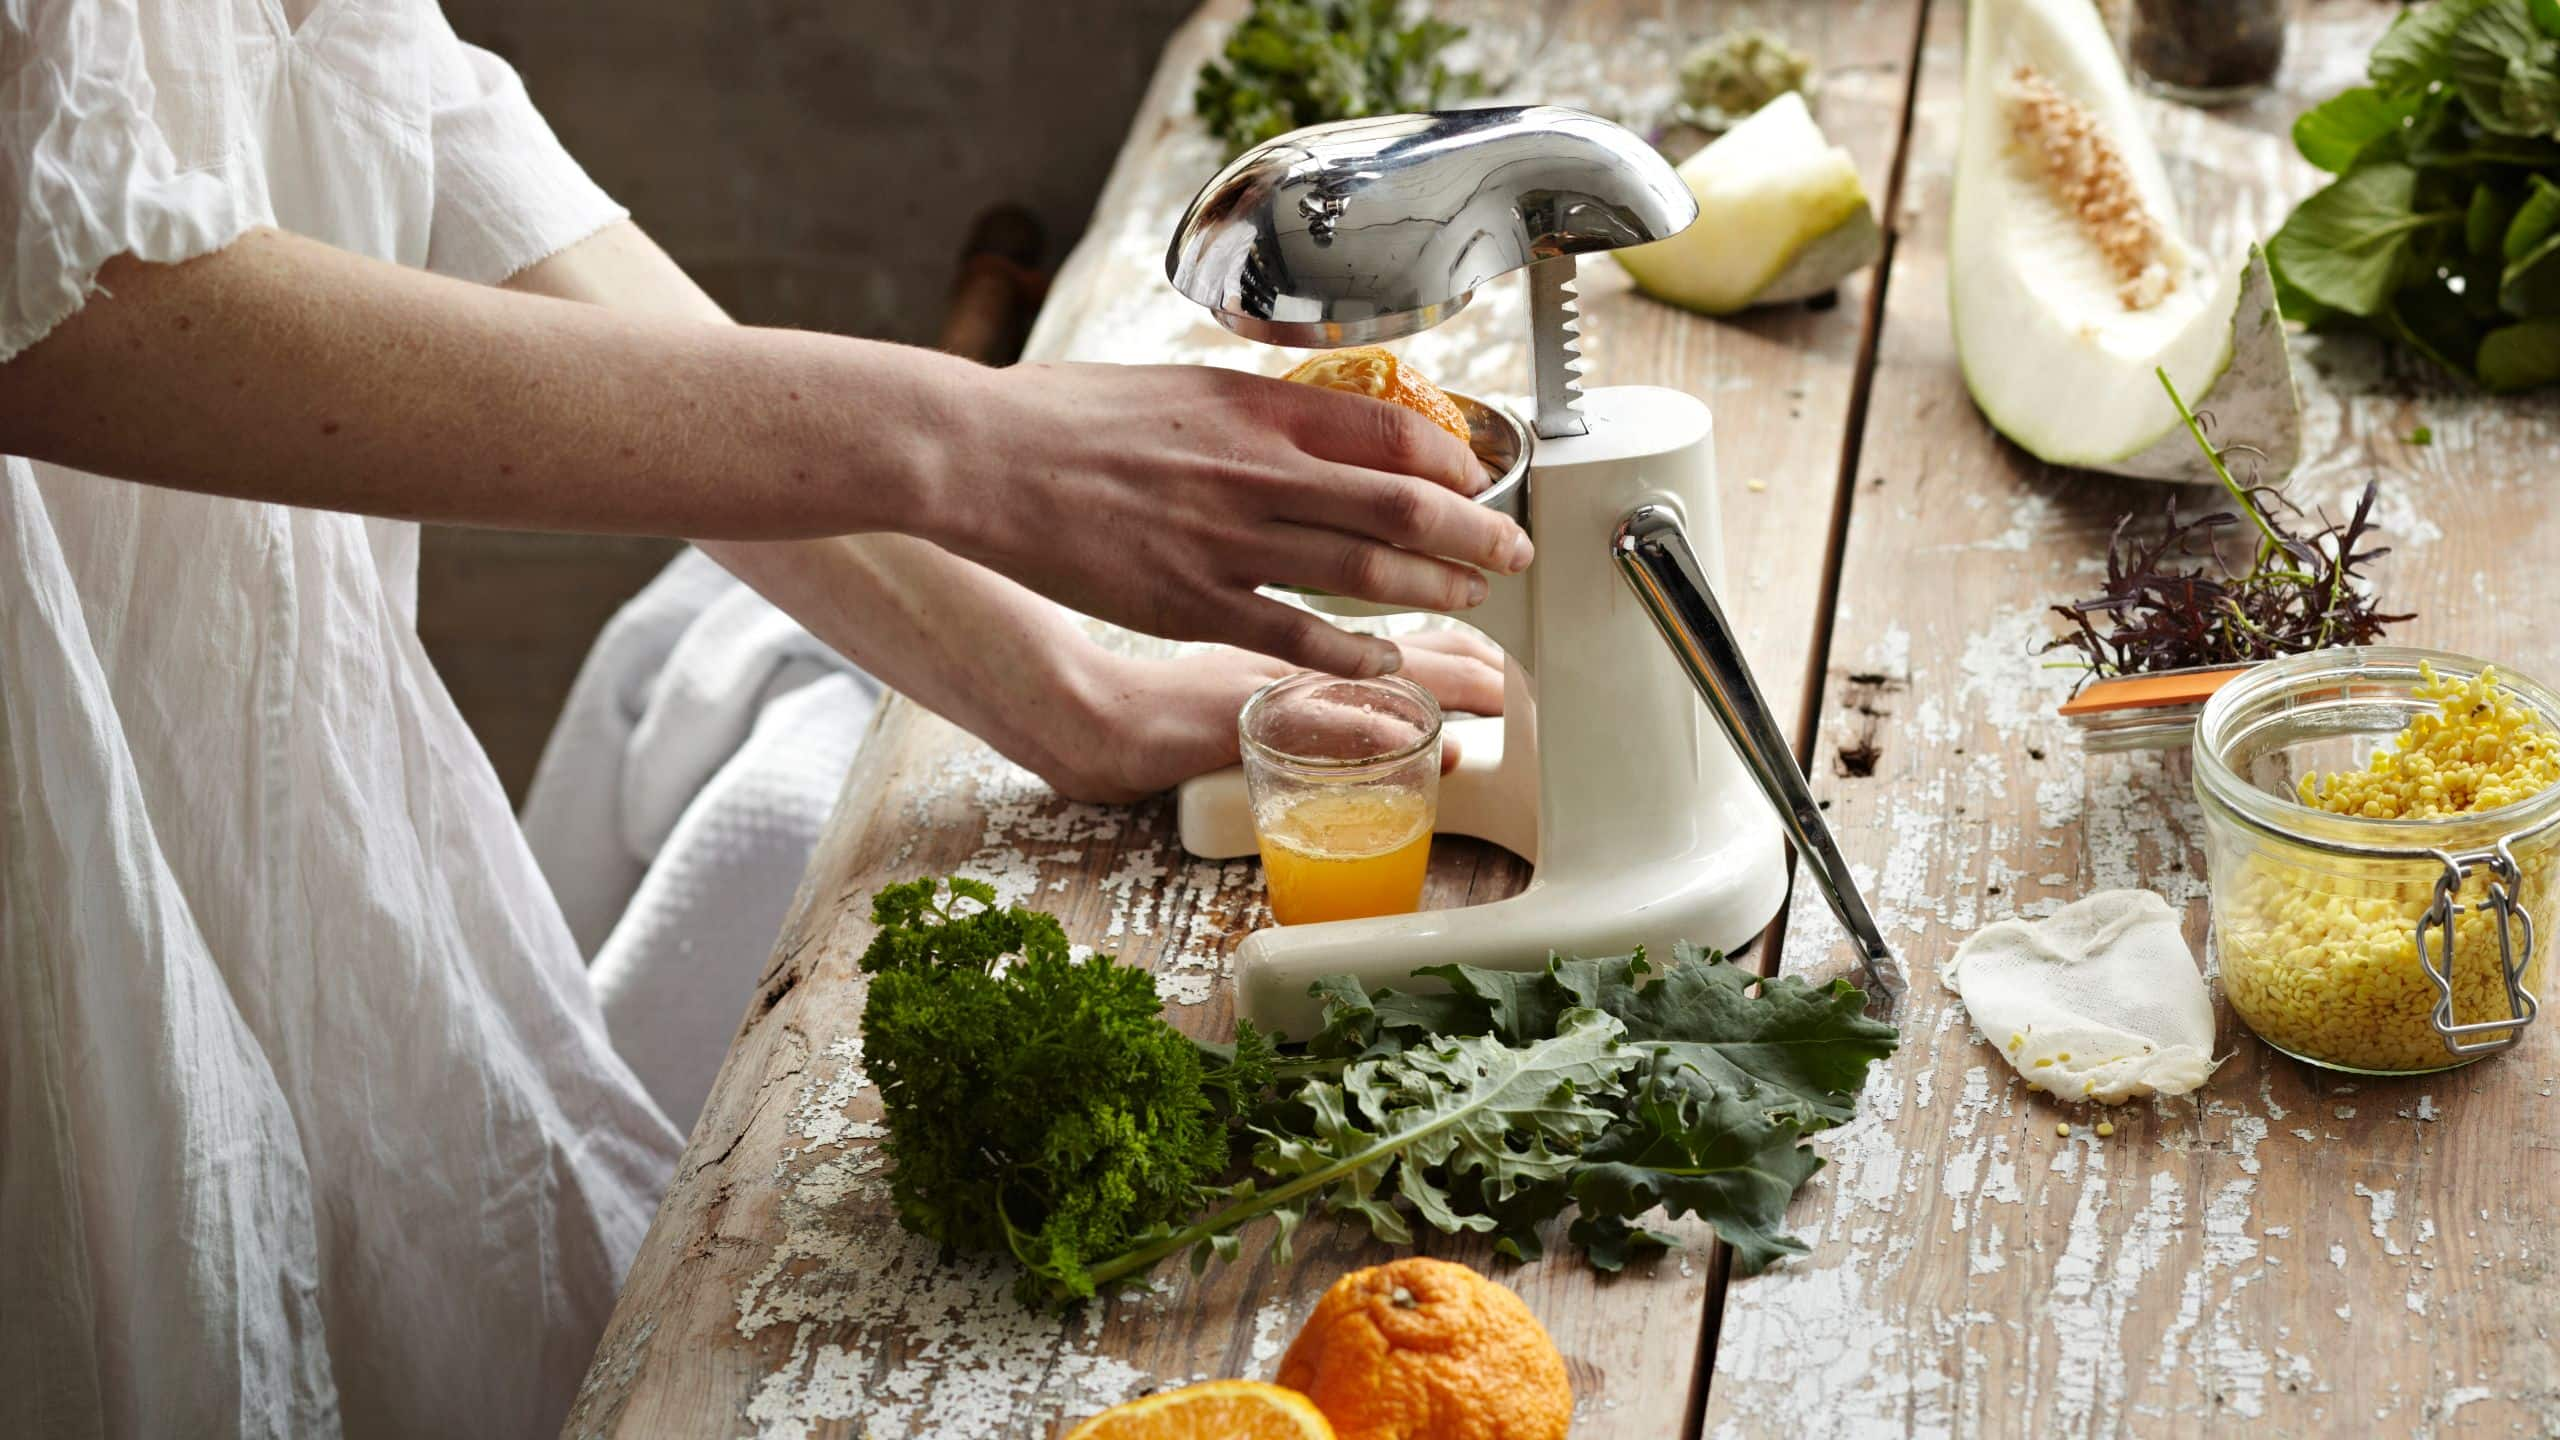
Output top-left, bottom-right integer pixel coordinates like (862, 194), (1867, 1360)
(1278, 1258), (1571, 1440)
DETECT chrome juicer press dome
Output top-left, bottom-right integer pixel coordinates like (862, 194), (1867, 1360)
(1166, 105), (1901, 1034)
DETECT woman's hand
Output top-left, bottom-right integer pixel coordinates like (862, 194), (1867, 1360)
(1041, 627), (1508, 805)
(928, 362), (1534, 680)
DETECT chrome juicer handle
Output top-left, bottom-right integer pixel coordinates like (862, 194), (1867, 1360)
(1612, 505), (1903, 1008)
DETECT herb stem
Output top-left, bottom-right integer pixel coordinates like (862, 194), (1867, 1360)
(1083, 1101), (1444, 1289)
(2157, 367), (2285, 555)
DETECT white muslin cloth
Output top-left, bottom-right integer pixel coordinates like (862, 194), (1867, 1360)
(1944, 889), (2220, 1103)
(522, 549), (881, 1131)
(0, 4), (683, 1438)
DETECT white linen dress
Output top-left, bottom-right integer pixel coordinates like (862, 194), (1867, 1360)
(0, 3), (685, 1437)
(520, 548), (880, 1133)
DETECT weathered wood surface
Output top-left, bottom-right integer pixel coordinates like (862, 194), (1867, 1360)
(571, 2), (2560, 1437)
(566, 2), (1920, 1433)
(1700, 4), (2560, 1438)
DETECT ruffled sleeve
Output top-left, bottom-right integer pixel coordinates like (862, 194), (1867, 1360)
(422, 13), (627, 285)
(0, 0), (255, 362)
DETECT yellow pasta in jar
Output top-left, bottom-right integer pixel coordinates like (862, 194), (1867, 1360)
(2216, 666), (2560, 1071)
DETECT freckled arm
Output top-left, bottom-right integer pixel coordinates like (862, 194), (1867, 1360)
(0, 226), (991, 542)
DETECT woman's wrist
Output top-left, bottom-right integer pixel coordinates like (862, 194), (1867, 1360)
(1024, 637), (1153, 802)
(843, 342), (1011, 552)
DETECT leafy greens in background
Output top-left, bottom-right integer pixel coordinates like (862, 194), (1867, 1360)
(2270, 0), (2560, 389)
(1193, 0), (1484, 157)
(857, 879), (1898, 1310)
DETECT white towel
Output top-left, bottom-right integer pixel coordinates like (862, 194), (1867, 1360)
(521, 548), (880, 1128)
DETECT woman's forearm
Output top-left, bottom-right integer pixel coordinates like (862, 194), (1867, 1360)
(501, 221), (1134, 790)
(693, 531), (1120, 788)
(0, 226), (984, 541)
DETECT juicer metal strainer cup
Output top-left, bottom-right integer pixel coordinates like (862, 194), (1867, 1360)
(1165, 105), (1900, 1034)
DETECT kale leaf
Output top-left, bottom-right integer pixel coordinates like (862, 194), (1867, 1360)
(1568, 1053), (1829, 1276)
(1069, 946), (1896, 1304)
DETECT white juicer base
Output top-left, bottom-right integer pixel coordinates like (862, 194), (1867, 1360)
(1177, 386), (1789, 1039)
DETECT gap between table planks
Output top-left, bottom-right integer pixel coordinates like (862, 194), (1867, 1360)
(563, 0), (1925, 1436)
(1700, 2), (2560, 1437)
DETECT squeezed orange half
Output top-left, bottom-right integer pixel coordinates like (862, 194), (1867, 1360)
(1256, 785), (1434, 925)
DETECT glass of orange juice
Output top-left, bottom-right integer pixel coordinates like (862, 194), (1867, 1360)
(1240, 671), (1441, 926)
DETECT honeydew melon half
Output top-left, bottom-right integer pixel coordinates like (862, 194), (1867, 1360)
(1952, 0), (2300, 484)
(1615, 92), (1882, 315)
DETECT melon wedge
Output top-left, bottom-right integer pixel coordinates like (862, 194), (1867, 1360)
(1616, 92), (1882, 315)
(1952, 0), (2300, 483)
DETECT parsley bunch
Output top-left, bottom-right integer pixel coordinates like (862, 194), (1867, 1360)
(2270, 0), (2560, 388)
(1193, 0), (1484, 158)
(859, 880), (1899, 1310)
(858, 879), (1264, 1304)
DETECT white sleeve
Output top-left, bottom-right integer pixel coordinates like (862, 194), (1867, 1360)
(0, 1), (254, 362)
(422, 13), (628, 285)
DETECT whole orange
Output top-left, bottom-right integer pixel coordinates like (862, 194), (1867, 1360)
(1276, 1257), (1571, 1440)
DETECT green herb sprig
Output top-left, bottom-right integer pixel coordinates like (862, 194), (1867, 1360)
(2269, 0), (2560, 389)
(858, 878), (1898, 1309)
(1193, 0), (1485, 158)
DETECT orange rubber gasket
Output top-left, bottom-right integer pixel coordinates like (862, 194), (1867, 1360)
(2056, 666), (2256, 717)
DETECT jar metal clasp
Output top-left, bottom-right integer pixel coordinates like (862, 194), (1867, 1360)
(2416, 841), (2541, 1056)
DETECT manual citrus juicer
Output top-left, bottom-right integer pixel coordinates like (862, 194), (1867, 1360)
(1165, 105), (1900, 1036)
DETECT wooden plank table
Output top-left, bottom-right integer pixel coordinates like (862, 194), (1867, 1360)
(567, 3), (2560, 1436)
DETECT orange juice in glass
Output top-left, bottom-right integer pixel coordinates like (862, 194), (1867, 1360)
(1240, 672), (1441, 925)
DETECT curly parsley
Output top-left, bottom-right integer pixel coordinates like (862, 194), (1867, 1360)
(1193, 0), (1484, 157)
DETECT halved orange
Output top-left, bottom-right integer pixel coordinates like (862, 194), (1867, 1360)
(1282, 346), (1472, 446)
(1060, 1379), (1336, 1440)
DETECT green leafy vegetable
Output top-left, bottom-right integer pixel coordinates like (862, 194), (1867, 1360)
(2478, 315), (2560, 385)
(1193, 0), (1484, 158)
(1337, 946), (1896, 1129)
(2368, 0), (2486, 95)
(2271, 0), (2560, 388)
(856, 878), (1241, 1305)
(2269, 164), (2456, 314)
(2505, 175), (2560, 257)
(858, 880), (1899, 1308)
(1568, 1055), (1827, 1275)
(2468, 181), (2518, 254)
(2448, 0), (2560, 135)
(2292, 87), (2426, 174)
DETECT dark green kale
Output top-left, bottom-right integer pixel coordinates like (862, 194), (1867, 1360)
(1132, 946), (1896, 1287)
(1193, 0), (1484, 158)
